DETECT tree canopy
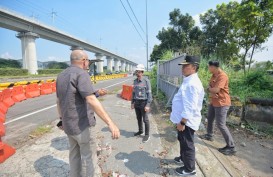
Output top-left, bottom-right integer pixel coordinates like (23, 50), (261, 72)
(150, 0), (273, 74)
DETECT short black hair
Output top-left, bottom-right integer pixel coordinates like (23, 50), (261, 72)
(208, 61), (220, 67)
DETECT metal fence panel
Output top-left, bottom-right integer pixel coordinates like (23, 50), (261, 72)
(157, 54), (186, 107)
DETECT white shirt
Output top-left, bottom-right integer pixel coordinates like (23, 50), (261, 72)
(170, 73), (204, 131)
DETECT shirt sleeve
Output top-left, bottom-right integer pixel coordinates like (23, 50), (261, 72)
(214, 75), (227, 89)
(181, 85), (199, 120)
(146, 79), (153, 107)
(77, 72), (95, 99)
(131, 81), (135, 104)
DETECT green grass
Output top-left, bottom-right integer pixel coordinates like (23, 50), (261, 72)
(29, 125), (52, 138)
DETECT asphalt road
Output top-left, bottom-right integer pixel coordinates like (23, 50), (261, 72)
(4, 76), (134, 148)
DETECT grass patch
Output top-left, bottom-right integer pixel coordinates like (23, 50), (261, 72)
(242, 121), (273, 138)
(29, 125), (52, 138)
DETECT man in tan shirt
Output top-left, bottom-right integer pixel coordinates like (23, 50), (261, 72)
(200, 61), (236, 155)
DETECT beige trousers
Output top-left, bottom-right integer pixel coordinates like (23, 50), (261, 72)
(67, 126), (101, 177)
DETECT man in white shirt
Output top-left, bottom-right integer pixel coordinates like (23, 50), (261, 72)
(170, 55), (204, 176)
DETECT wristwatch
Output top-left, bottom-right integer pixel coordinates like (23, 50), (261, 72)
(180, 121), (186, 126)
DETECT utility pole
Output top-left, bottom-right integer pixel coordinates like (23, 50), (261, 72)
(146, 0), (149, 71)
(50, 9), (57, 24)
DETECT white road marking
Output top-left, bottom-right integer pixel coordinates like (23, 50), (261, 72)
(5, 77), (133, 125)
(4, 104), (57, 125)
(104, 78), (133, 89)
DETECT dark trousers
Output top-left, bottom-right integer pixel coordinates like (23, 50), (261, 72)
(134, 100), (149, 135)
(207, 104), (235, 147)
(178, 126), (195, 172)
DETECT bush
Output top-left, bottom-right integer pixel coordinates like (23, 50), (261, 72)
(0, 68), (28, 76)
(37, 69), (63, 75)
(0, 58), (21, 68)
(231, 70), (273, 100)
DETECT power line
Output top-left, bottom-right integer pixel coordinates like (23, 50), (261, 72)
(119, 0), (145, 44)
(126, 0), (145, 35)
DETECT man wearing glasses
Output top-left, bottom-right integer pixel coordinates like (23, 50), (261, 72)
(131, 64), (153, 143)
(56, 49), (120, 177)
(170, 56), (204, 176)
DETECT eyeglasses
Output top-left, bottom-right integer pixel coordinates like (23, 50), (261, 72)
(82, 58), (90, 62)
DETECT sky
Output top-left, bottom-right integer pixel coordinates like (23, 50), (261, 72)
(0, 0), (272, 66)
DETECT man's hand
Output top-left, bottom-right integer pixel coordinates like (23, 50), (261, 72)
(144, 106), (150, 112)
(97, 89), (107, 96)
(108, 122), (120, 139)
(131, 104), (135, 109)
(177, 123), (185, 132)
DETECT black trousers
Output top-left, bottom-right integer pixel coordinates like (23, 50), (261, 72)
(134, 100), (149, 135)
(178, 126), (195, 172)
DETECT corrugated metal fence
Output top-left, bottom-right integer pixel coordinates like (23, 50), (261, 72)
(157, 54), (186, 107)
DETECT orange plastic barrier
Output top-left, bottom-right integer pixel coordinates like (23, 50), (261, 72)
(0, 123), (4, 136)
(121, 85), (133, 101)
(11, 86), (27, 103)
(0, 92), (8, 114)
(0, 112), (5, 123)
(2, 89), (15, 108)
(40, 83), (53, 95)
(0, 138), (16, 164)
(52, 82), (56, 92)
(25, 83), (40, 98)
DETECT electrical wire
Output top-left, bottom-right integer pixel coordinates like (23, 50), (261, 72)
(119, 0), (146, 44)
(126, 0), (145, 35)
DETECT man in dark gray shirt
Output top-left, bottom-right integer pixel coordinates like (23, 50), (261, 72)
(56, 49), (120, 177)
(131, 64), (153, 143)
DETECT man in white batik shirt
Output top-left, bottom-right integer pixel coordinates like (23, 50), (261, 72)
(170, 55), (204, 176)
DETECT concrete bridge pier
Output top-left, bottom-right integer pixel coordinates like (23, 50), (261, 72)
(114, 59), (120, 72)
(17, 32), (39, 74)
(95, 53), (104, 74)
(126, 62), (129, 72)
(106, 56), (113, 72)
(121, 61), (125, 72)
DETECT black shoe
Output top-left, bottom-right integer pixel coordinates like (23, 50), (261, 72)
(175, 167), (196, 176)
(142, 135), (150, 143)
(218, 146), (236, 155)
(199, 134), (214, 141)
(174, 157), (184, 164)
(134, 131), (144, 136)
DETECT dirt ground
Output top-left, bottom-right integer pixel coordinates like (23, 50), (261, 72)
(151, 100), (273, 177)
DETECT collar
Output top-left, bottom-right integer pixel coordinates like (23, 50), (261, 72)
(183, 73), (198, 83)
(213, 69), (222, 77)
(137, 77), (143, 82)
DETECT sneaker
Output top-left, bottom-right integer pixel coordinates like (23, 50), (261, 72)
(174, 157), (184, 164)
(142, 135), (150, 143)
(199, 134), (214, 141)
(175, 167), (196, 176)
(218, 146), (236, 155)
(134, 131), (144, 136)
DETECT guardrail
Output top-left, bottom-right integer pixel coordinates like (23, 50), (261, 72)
(0, 73), (128, 90)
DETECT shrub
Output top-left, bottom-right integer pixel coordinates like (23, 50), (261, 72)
(0, 68), (28, 76)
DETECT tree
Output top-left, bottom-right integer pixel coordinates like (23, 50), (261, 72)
(150, 9), (202, 62)
(234, 0), (273, 74)
(47, 61), (69, 69)
(200, 2), (240, 64)
(0, 58), (21, 68)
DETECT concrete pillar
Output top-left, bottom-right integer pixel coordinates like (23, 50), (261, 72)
(129, 64), (133, 72)
(17, 32), (39, 74)
(121, 61), (126, 72)
(106, 56), (113, 72)
(114, 59), (120, 72)
(95, 53), (104, 73)
(126, 62), (129, 72)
